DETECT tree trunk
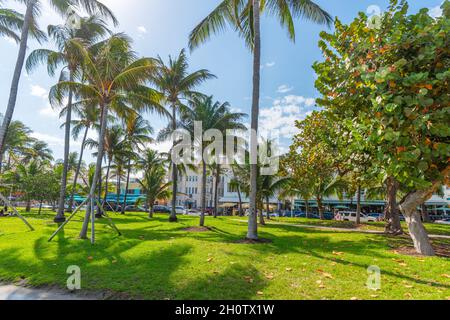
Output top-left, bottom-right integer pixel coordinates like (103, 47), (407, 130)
(169, 104), (178, 222)
(102, 158), (112, 206)
(26, 198), (31, 212)
(305, 199), (310, 218)
(247, 0), (261, 240)
(213, 165), (220, 218)
(356, 185), (362, 225)
(421, 204), (431, 223)
(149, 203), (154, 218)
(0, 0), (37, 164)
(55, 72), (74, 223)
(199, 160), (207, 227)
(259, 206), (265, 225)
(38, 200), (43, 215)
(68, 127), (89, 212)
(116, 171), (121, 211)
(266, 196), (270, 220)
(384, 176), (403, 235)
(79, 104), (108, 240)
(237, 185), (243, 216)
(121, 159), (131, 214)
(317, 197), (324, 220)
(398, 180), (443, 256)
(96, 166), (102, 217)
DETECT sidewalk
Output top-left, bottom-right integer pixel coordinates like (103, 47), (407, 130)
(0, 283), (97, 300)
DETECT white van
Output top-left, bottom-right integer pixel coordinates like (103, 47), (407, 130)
(337, 211), (377, 223)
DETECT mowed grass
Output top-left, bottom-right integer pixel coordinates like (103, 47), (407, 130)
(0, 209), (449, 300)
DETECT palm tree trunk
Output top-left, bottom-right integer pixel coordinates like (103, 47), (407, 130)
(38, 199), (43, 215)
(199, 160), (207, 227)
(68, 127), (89, 211)
(247, 0), (261, 240)
(102, 158), (112, 206)
(121, 159), (131, 214)
(305, 199), (310, 218)
(116, 172), (121, 210)
(356, 185), (362, 225)
(80, 104), (108, 239)
(266, 196), (270, 220)
(149, 202), (154, 218)
(55, 72), (74, 223)
(237, 185), (243, 216)
(259, 203), (265, 225)
(26, 198), (31, 212)
(0, 0), (37, 166)
(213, 165), (220, 218)
(169, 104), (178, 222)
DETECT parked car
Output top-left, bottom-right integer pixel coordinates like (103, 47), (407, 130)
(435, 218), (450, 225)
(153, 205), (171, 214)
(125, 205), (146, 212)
(186, 209), (201, 216)
(168, 206), (186, 215)
(368, 213), (384, 222)
(337, 211), (377, 223)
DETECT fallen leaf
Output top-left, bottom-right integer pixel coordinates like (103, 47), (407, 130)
(265, 273), (274, 280)
(404, 285), (414, 289)
(442, 274), (450, 279)
(404, 293), (412, 298)
(285, 268), (293, 272)
(244, 276), (254, 283)
(207, 257), (214, 263)
(370, 295), (379, 298)
(111, 259), (117, 264)
(87, 256), (93, 261)
(350, 297), (358, 301)
(257, 291), (264, 296)
(332, 251), (344, 256)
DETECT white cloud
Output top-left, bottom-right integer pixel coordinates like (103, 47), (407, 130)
(137, 26), (147, 34)
(260, 61), (275, 69)
(429, 4), (443, 18)
(39, 103), (59, 118)
(259, 95), (318, 139)
(277, 84), (293, 94)
(30, 85), (48, 99)
(31, 132), (64, 147)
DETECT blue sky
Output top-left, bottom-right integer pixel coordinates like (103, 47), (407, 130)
(0, 0), (443, 162)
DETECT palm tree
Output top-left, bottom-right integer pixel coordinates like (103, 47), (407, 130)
(0, 119), (33, 172)
(0, 0), (116, 172)
(110, 152), (127, 210)
(0, 1), (22, 42)
(190, 0), (332, 239)
(85, 124), (124, 207)
(152, 49), (215, 222)
(26, 14), (111, 222)
(22, 140), (53, 164)
(66, 104), (99, 211)
(50, 34), (164, 240)
(178, 96), (245, 227)
(136, 149), (171, 217)
(120, 114), (153, 214)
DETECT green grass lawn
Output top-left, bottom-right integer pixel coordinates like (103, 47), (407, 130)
(0, 209), (449, 300)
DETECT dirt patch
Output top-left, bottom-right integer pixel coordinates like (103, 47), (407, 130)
(183, 226), (212, 233)
(234, 238), (273, 244)
(392, 242), (450, 258)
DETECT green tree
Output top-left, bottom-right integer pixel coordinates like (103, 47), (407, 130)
(152, 49), (215, 223)
(26, 14), (111, 222)
(0, 1), (22, 42)
(313, 1), (449, 255)
(190, 0), (332, 240)
(0, 0), (116, 171)
(50, 34), (164, 240)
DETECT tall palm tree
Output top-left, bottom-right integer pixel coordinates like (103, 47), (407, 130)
(0, 119), (33, 172)
(136, 149), (171, 217)
(179, 95), (245, 227)
(0, 0), (116, 172)
(66, 104), (99, 211)
(26, 14), (111, 222)
(50, 34), (164, 240)
(110, 152), (127, 210)
(120, 113), (153, 214)
(0, 1), (22, 42)
(190, 0), (332, 239)
(152, 49), (215, 222)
